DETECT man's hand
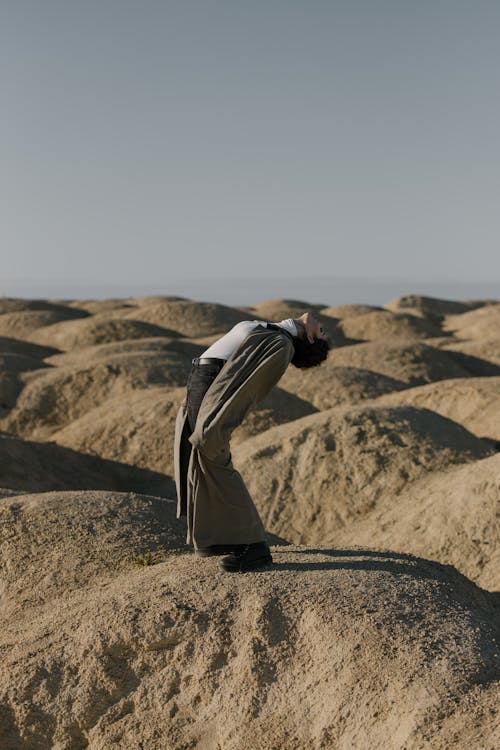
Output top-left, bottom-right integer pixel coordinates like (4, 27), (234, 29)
(294, 312), (328, 344)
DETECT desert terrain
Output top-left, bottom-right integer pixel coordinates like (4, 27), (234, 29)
(0, 293), (499, 749)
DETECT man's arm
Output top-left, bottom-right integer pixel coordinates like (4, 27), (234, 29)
(292, 312), (327, 343)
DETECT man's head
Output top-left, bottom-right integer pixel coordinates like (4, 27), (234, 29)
(290, 335), (330, 368)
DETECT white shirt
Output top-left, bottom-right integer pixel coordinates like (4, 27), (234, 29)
(200, 318), (298, 361)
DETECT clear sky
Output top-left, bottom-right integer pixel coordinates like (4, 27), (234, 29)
(2, 1), (500, 298)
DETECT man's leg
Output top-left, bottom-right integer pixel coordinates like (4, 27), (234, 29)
(185, 362), (267, 550)
(187, 446), (267, 549)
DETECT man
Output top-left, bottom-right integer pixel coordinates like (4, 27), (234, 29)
(174, 312), (329, 572)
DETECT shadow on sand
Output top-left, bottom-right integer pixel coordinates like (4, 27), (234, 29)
(269, 546), (500, 607)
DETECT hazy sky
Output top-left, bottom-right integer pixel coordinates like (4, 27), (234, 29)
(2, 1), (500, 294)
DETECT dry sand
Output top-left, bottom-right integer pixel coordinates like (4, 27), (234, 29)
(28, 317), (181, 350)
(122, 299), (248, 337)
(375, 376), (500, 442)
(1, 350), (191, 439)
(320, 303), (381, 319)
(384, 294), (487, 320)
(0, 495), (498, 750)
(444, 303), (500, 340)
(337, 309), (443, 341)
(234, 404), (494, 547)
(326, 340), (498, 384)
(0, 293), (498, 749)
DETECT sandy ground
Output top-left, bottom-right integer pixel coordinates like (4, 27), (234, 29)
(0, 293), (499, 749)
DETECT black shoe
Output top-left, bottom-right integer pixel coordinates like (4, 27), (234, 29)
(194, 544), (242, 558)
(219, 542), (273, 572)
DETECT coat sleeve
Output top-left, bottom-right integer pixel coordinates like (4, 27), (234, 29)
(188, 330), (294, 461)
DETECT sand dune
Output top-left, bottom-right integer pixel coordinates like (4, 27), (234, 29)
(439, 337), (500, 366)
(2, 351), (191, 439)
(0, 433), (174, 497)
(0, 308), (88, 339)
(385, 294), (487, 320)
(320, 303), (381, 319)
(0, 522), (497, 748)
(0, 335), (59, 359)
(0, 298), (88, 316)
(0, 373), (23, 420)
(123, 299), (248, 337)
(338, 309), (443, 341)
(1, 293), (499, 750)
(51, 387), (186, 475)
(336, 453), (500, 591)
(376, 376), (500, 442)
(44, 335), (203, 367)
(279, 364), (407, 410)
(327, 340), (472, 384)
(66, 298), (139, 314)
(234, 404), (493, 544)
(444, 303), (500, 339)
(51, 385), (316, 474)
(0, 490), (184, 610)
(0, 351), (51, 374)
(28, 316), (181, 350)
(232, 386), (317, 443)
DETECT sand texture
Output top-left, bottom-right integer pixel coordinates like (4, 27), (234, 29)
(0, 293), (498, 749)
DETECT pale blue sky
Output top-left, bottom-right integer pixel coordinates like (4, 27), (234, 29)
(2, 1), (499, 300)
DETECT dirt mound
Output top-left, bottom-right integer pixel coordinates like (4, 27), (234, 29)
(279, 364), (406, 410)
(52, 388), (186, 475)
(124, 299), (248, 337)
(376, 376), (500, 442)
(0, 352), (51, 373)
(45, 336), (203, 367)
(0, 536), (497, 749)
(29, 316), (181, 350)
(0, 373), (23, 419)
(0, 434), (174, 498)
(444, 303), (500, 339)
(336, 453), (500, 591)
(0, 335), (59, 359)
(0, 490), (184, 610)
(0, 340), (56, 421)
(232, 387), (317, 443)
(385, 294), (485, 320)
(0, 298), (88, 316)
(0, 308), (88, 339)
(338, 310), (442, 341)
(132, 294), (188, 305)
(243, 298), (326, 321)
(2, 351), (191, 438)
(320, 303), (381, 319)
(440, 338), (500, 367)
(51, 385), (315, 474)
(66, 298), (138, 314)
(233, 405), (493, 544)
(328, 340), (472, 385)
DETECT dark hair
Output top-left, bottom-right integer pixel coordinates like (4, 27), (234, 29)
(291, 336), (330, 368)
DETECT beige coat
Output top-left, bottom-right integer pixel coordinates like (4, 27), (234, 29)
(173, 324), (294, 547)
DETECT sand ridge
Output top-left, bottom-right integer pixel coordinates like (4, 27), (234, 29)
(0, 292), (498, 749)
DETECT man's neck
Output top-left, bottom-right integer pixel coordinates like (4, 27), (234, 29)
(292, 318), (306, 340)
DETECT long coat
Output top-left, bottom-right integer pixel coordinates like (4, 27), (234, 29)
(173, 323), (294, 547)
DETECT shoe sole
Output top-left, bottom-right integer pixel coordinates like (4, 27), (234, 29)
(219, 555), (273, 573)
